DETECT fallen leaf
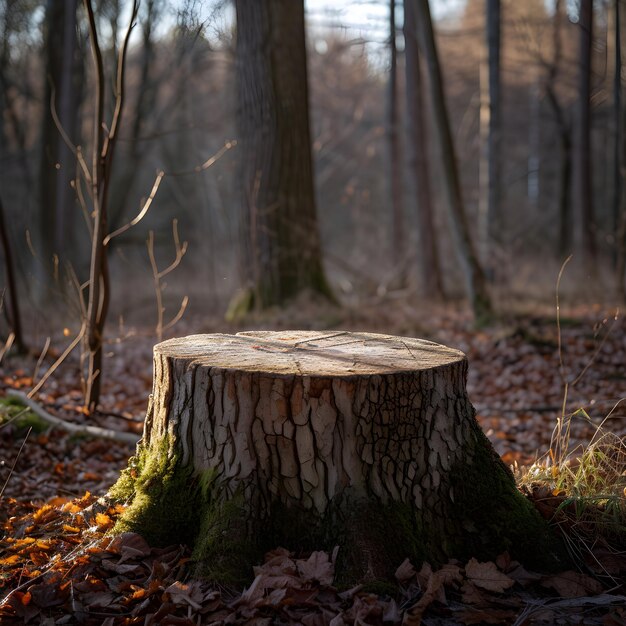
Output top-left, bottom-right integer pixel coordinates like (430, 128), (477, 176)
(395, 558), (417, 583)
(465, 558), (515, 593)
(296, 551), (334, 585)
(541, 570), (603, 598)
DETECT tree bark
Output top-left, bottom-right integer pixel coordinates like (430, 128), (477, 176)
(38, 0), (81, 269)
(388, 0), (406, 285)
(413, 0), (492, 321)
(403, 0), (444, 298)
(545, 0), (573, 260)
(479, 0), (501, 270)
(112, 331), (562, 586)
(575, 0), (596, 266)
(233, 0), (333, 312)
(0, 193), (26, 352)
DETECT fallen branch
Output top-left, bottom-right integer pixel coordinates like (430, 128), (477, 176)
(6, 389), (138, 445)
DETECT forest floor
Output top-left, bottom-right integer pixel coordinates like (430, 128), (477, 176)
(0, 299), (625, 624)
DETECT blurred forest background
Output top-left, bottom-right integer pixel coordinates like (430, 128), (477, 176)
(1, 0), (625, 355)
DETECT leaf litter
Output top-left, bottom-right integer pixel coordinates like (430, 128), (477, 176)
(1, 306), (626, 623)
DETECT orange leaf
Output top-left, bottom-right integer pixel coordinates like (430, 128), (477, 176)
(47, 496), (70, 508)
(32, 504), (56, 523)
(62, 502), (81, 514)
(95, 513), (113, 530)
(0, 554), (21, 566)
(63, 524), (81, 534)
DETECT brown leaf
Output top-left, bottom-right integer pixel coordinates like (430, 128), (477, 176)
(164, 581), (204, 609)
(296, 551), (334, 585)
(506, 563), (542, 587)
(461, 582), (489, 607)
(395, 558), (417, 583)
(465, 558), (515, 593)
(541, 570), (603, 598)
(106, 532), (151, 561)
(403, 567), (457, 626)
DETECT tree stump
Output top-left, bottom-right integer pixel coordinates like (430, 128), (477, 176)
(112, 331), (561, 585)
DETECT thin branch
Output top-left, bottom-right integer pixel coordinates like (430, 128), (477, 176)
(147, 230), (163, 341)
(49, 82), (92, 187)
(103, 170), (164, 245)
(157, 219), (188, 279)
(147, 220), (189, 342)
(72, 171), (93, 236)
(28, 323), (85, 398)
(0, 427), (31, 500)
(162, 296), (189, 333)
(32, 336), (51, 384)
(7, 390), (138, 445)
(102, 0), (139, 162)
(163, 140), (236, 177)
(0, 332), (15, 363)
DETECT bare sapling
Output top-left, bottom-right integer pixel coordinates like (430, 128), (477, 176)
(147, 219), (189, 342)
(80, 0), (138, 412)
(44, 1), (233, 413)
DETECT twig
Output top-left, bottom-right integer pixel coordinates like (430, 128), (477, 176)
(0, 332), (14, 363)
(6, 390), (138, 445)
(28, 323), (85, 398)
(32, 337), (51, 384)
(147, 219), (189, 342)
(0, 426), (32, 499)
(103, 170), (164, 245)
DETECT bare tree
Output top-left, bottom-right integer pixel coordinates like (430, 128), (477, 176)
(403, 0), (443, 298)
(233, 0), (333, 312)
(38, 0), (82, 270)
(575, 0), (596, 266)
(610, 0), (623, 266)
(388, 0), (406, 285)
(542, 0), (573, 260)
(478, 0), (501, 270)
(617, 0), (626, 297)
(80, 0), (138, 410)
(413, 0), (492, 320)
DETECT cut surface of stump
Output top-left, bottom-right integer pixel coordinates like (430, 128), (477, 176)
(111, 331), (561, 585)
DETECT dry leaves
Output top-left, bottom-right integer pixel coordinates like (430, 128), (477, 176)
(1, 309), (626, 623)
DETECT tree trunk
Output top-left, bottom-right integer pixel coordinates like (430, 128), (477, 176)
(0, 193), (26, 352)
(618, 1), (626, 298)
(403, 0), (444, 298)
(545, 0), (573, 260)
(413, 0), (492, 322)
(479, 0), (501, 271)
(233, 0), (333, 312)
(38, 0), (81, 270)
(576, 0), (596, 266)
(111, 331), (562, 586)
(388, 0), (406, 286)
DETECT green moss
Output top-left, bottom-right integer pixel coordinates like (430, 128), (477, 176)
(447, 424), (568, 570)
(0, 397), (47, 434)
(109, 421), (566, 588)
(111, 439), (202, 547)
(192, 487), (258, 586)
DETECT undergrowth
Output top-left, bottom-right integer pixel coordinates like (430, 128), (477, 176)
(517, 257), (626, 586)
